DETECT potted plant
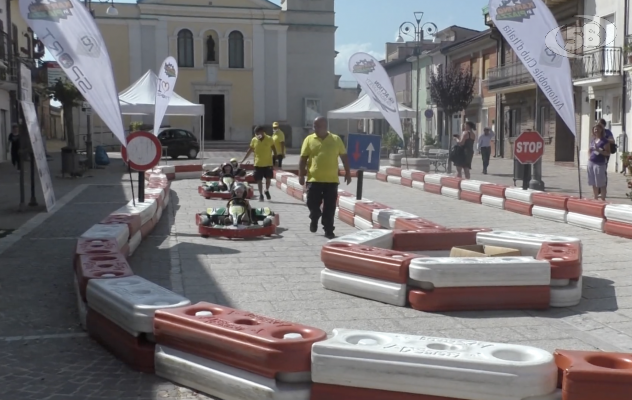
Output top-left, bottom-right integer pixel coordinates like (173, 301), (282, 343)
(621, 151), (632, 176)
(624, 43), (632, 64)
(422, 133), (436, 154)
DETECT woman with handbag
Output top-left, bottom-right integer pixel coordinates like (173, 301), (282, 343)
(453, 121), (476, 179)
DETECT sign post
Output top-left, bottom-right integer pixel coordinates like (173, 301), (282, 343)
(347, 133), (381, 200)
(513, 131), (545, 191)
(121, 131), (162, 202)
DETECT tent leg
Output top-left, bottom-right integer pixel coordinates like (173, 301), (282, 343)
(201, 115), (205, 160)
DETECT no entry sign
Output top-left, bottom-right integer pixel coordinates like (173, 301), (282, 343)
(122, 131), (162, 171)
(514, 131), (544, 164)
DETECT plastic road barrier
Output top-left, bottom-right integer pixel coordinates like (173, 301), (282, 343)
(375, 209), (419, 229)
(337, 208), (355, 227)
(376, 172), (387, 182)
(400, 177), (413, 187)
(311, 329), (558, 400)
(140, 218), (156, 238)
(364, 172), (377, 179)
(460, 180), (488, 193)
(101, 214), (142, 238)
(353, 216), (373, 230)
(311, 383), (474, 400)
(504, 199), (534, 216)
(532, 206), (568, 223)
(566, 198), (608, 218)
(73, 276), (87, 331)
(81, 224), (129, 252)
(410, 171), (426, 182)
(604, 220), (632, 239)
(424, 183), (442, 195)
(329, 229), (394, 249)
(86, 308), (155, 373)
(155, 345), (311, 400)
(320, 268), (407, 306)
(386, 175), (402, 185)
(409, 285), (551, 312)
(338, 197), (373, 214)
(566, 212), (604, 232)
(536, 242), (582, 282)
(146, 187), (166, 200)
(393, 218), (445, 231)
(481, 195), (505, 209)
(604, 204), (632, 223)
(385, 167), (402, 176)
(461, 190), (483, 204)
(440, 187), (460, 200)
(116, 199), (158, 225)
(440, 176), (462, 189)
(320, 242), (416, 283)
(153, 302), (327, 380)
(392, 228), (490, 252)
(554, 349), (632, 400)
(86, 276), (190, 336)
(76, 253), (134, 302)
(409, 257), (551, 289)
(355, 202), (390, 223)
(423, 174), (448, 185)
(532, 192), (570, 210)
(128, 231), (142, 257)
(476, 231), (582, 258)
(412, 181), (425, 191)
(75, 238), (120, 258)
(480, 184), (508, 198)
(550, 277), (582, 308)
(505, 188), (543, 204)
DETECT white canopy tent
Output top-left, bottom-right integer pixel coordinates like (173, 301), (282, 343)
(327, 93), (416, 119)
(118, 70), (207, 155)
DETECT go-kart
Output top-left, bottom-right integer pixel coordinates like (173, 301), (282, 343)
(196, 201), (279, 239)
(198, 175), (254, 199)
(201, 161), (255, 183)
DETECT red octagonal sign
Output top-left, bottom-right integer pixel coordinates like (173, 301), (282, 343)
(514, 131), (544, 164)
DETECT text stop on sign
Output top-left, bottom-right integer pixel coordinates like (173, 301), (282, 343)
(515, 141), (543, 153)
(513, 131), (544, 164)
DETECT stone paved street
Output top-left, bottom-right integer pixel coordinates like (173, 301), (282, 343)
(2, 159), (632, 399)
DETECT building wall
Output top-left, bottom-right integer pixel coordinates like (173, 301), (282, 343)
(329, 87), (360, 137)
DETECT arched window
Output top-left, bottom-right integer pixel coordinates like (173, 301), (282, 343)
(206, 35), (216, 63)
(177, 29), (194, 68)
(228, 31), (244, 69)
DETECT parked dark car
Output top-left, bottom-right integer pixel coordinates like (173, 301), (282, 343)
(153, 128), (200, 159)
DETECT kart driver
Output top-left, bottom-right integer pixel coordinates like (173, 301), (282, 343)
(229, 158), (247, 177)
(226, 183), (254, 224)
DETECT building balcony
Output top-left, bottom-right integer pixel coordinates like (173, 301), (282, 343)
(487, 61), (536, 94)
(572, 47), (622, 87)
(0, 32), (18, 91)
(624, 35), (632, 71)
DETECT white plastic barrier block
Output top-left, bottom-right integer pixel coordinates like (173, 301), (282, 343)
(175, 171), (204, 180)
(371, 208), (393, 225)
(286, 177), (302, 190)
(329, 229), (393, 249)
(477, 231), (582, 258)
(202, 163), (216, 171)
(73, 276), (87, 331)
(604, 204), (632, 223)
(311, 329), (557, 400)
(375, 209), (418, 229)
(550, 277), (582, 307)
(412, 181), (425, 191)
(386, 175), (402, 185)
(566, 212), (604, 232)
(321, 269), (406, 307)
(400, 169), (415, 179)
(117, 199), (158, 225)
(532, 206), (567, 223)
(505, 188), (542, 203)
(441, 187), (460, 200)
(378, 166), (388, 173)
(154, 204), (163, 222)
(364, 172), (376, 179)
(423, 174), (447, 185)
(156, 346), (311, 400)
(460, 180), (488, 193)
(481, 195), (505, 209)
(128, 231), (142, 257)
(81, 224), (129, 251)
(353, 216), (373, 230)
(159, 165), (176, 174)
(163, 192), (170, 208)
(281, 183), (288, 193)
(146, 187), (165, 201)
(86, 276), (191, 336)
(270, 179), (277, 186)
(338, 197), (372, 214)
(409, 257), (551, 289)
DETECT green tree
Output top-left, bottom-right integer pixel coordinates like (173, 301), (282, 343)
(429, 65), (476, 143)
(47, 79), (83, 148)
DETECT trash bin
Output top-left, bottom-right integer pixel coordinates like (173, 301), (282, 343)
(61, 146), (76, 176)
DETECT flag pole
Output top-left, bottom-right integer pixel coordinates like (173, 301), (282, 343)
(576, 145), (582, 198)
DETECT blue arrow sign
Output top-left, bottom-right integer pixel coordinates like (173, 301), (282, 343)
(347, 133), (381, 172)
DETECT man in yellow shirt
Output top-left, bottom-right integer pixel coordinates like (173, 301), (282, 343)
(242, 126), (277, 201)
(271, 122), (286, 168)
(299, 117), (351, 239)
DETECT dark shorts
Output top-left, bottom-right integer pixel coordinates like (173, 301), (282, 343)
(253, 166), (273, 181)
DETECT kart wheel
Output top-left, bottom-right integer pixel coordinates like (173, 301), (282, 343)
(262, 217), (273, 227)
(199, 215), (211, 226)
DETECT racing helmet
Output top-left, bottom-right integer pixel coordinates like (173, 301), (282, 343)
(231, 183), (248, 199)
(230, 158), (239, 169)
(221, 162), (234, 174)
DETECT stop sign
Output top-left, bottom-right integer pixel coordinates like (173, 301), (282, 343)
(514, 131), (544, 164)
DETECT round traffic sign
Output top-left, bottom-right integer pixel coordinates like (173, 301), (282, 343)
(121, 131), (162, 171)
(513, 130), (545, 164)
(424, 109), (434, 119)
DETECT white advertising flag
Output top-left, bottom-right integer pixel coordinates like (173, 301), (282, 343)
(153, 56), (178, 135)
(20, 101), (56, 212)
(348, 52), (405, 141)
(19, 0), (126, 145)
(20, 63), (32, 101)
(489, 0), (576, 136)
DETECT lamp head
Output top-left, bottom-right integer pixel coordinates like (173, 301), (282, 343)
(106, 5), (118, 15)
(396, 35), (404, 43)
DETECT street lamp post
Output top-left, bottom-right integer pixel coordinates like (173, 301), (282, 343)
(82, 0), (118, 169)
(397, 12), (437, 158)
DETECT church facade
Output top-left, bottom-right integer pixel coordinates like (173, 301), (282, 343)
(92, 0), (336, 145)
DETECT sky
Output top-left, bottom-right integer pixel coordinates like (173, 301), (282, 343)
(45, 0), (489, 82)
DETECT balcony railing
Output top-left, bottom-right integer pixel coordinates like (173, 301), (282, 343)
(0, 31), (17, 83)
(626, 35), (632, 65)
(571, 47), (622, 80)
(487, 61), (534, 91)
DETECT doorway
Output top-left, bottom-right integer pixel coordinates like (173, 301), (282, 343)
(199, 94), (225, 140)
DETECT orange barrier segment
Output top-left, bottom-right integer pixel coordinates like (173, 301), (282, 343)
(339, 170), (359, 177)
(101, 214), (142, 238)
(385, 167), (402, 176)
(566, 198), (608, 218)
(153, 302), (327, 378)
(311, 383), (458, 400)
(377, 172), (388, 182)
(392, 228), (491, 251)
(424, 183), (442, 195)
(440, 176), (462, 189)
(140, 219), (156, 238)
(604, 220), (632, 239)
(536, 242), (582, 280)
(393, 218), (446, 230)
(355, 202), (390, 223)
(532, 192), (571, 210)
(409, 286), (551, 312)
(76, 238), (120, 257)
(554, 349), (632, 400)
(401, 177), (413, 187)
(338, 208), (355, 226)
(87, 308), (155, 373)
(276, 180), (283, 189)
(174, 164), (202, 173)
(504, 199), (534, 216)
(460, 191), (482, 204)
(411, 171), (426, 182)
(321, 242), (417, 283)
(76, 254), (134, 301)
(480, 183), (507, 198)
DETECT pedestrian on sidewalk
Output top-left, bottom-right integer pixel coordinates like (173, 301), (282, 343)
(8, 123), (20, 171)
(271, 122), (286, 169)
(299, 117), (351, 239)
(453, 121), (476, 179)
(478, 127), (493, 174)
(597, 119), (615, 196)
(242, 126), (277, 201)
(588, 124), (610, 201)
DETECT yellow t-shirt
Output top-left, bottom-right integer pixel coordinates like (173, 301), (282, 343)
(300, 132), (346, 183)
(250, 134), (274, 167)
(272, 130), (286, 155)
